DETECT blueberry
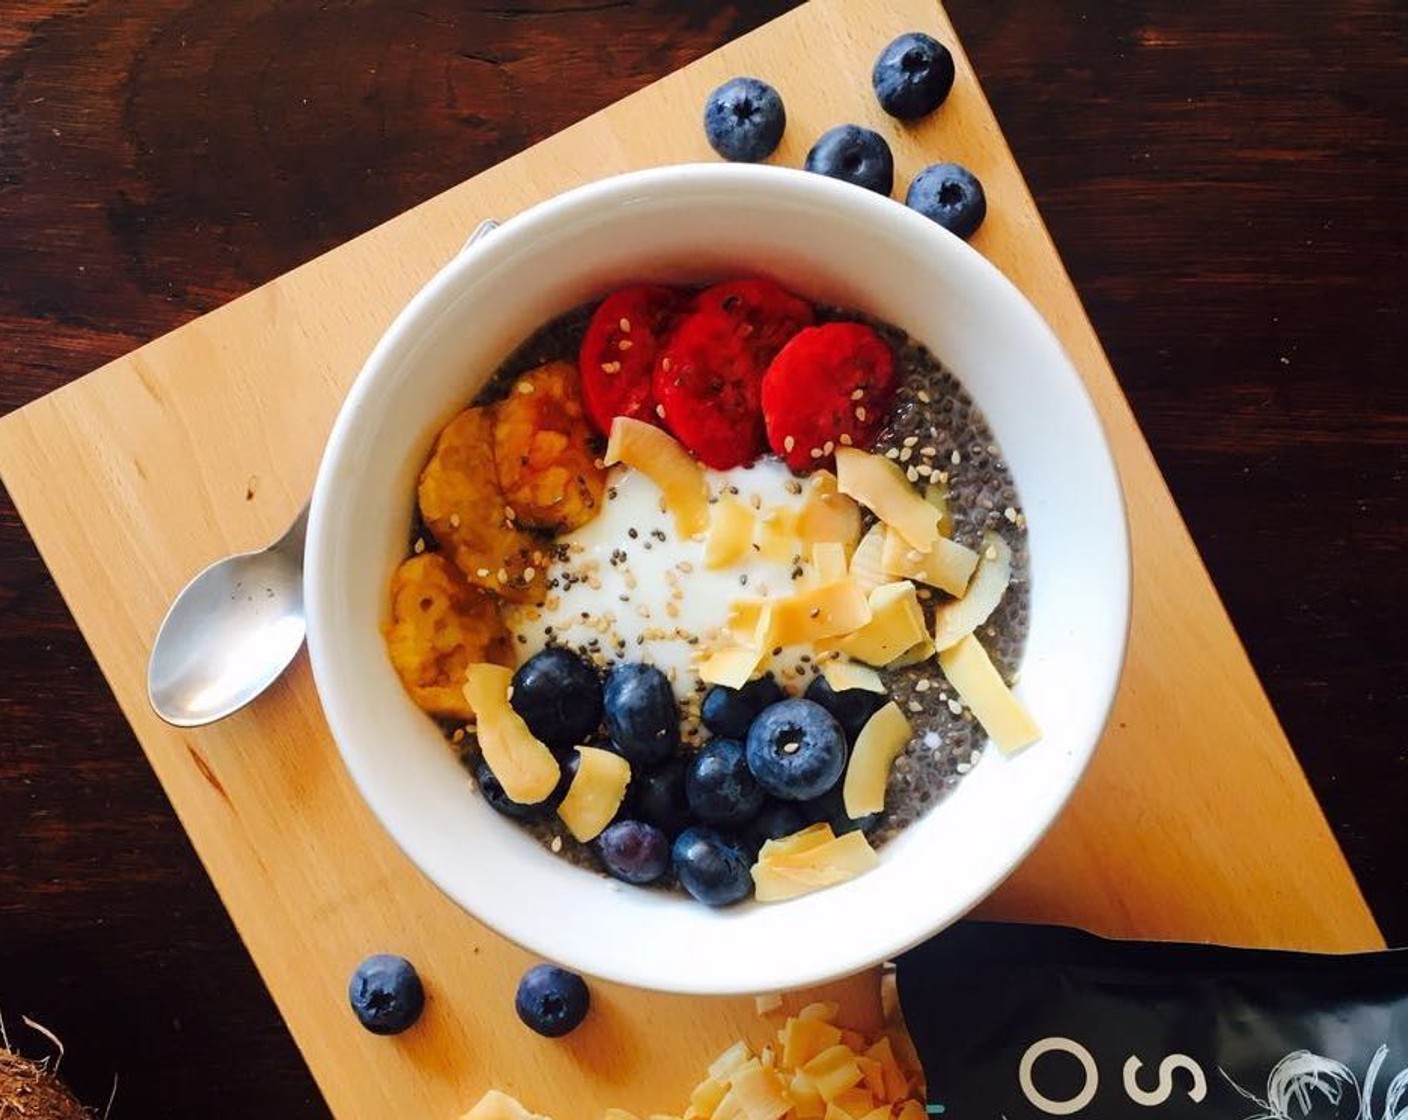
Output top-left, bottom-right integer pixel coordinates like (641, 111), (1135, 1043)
(704, 76), (786, 162)
(510, 647), (603, 752)
(804, 125), (894, 196)
(745, 698), (847, 801)
(905, 162), (987, 240)
(515, 964), (590, 1038)
(348, 954), (425, 1035)
(701, 675), (784, 739)
(672, 827), (754, 907)
(804, 675), (889, 745)
(741, 799), (808, 854)
(603, 663), (680, 767)
(473, 750), (574, 821)
(872, 32), (955, 120)
(801, 783), (882, 836)
(631, 758), (692, 836)
(473, 754), (547, 821)
(686, 738), (765, 827)
(595, 819), (671, 884)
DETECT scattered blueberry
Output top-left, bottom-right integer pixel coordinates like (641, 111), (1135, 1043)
(804, 675), (889, 745)
(603, 663), (680, 767)
(905, 162), (987, 240)
(704, 76), (787, 162)
(686, 738), (765, 827)
(631, 757), (693, 836)
(872, 31), (955, 120)
(672, 827), (754, 906)
(515, 964), (591, 1038)
(804, 125), (895, 196)
(473, 754), (548, 821)
(745, 698), (847, 801)
(348, 954), (425, 1035)
(701, 675), (784, 739)
(741, 799), (808, 854)
(801, 783), (882, 836)
(595, 819), (672, 884)
(510, 647), (603, 752)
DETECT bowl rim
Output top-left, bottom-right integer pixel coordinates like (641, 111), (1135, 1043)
(306, 162), (1132, 993)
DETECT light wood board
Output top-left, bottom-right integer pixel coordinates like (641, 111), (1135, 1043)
(0, 0), (1383, 1116)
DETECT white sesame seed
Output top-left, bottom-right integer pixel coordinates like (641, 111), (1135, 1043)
(809, 447), (823, 459)
(885, 447), (900, 460)
(850, 388), (865, 400)
(783, 435), (796, 452)
(908, 700), (923, 713)
(517, 381), (534, 394)
(899, 447), (913, 462)
(822, 440), (834, 455)
(947, 698), (964, 715)
(448, 512), (461, 527)
(655, 403), (666, 419)
(601, 360), (621, 374)
(497, 568), (508, 584)
(476, 567), (490, 577)
(855, 406), (867, 422)
(903, 436), (919, 448)
(1004, 506), (1018, 523)
(413, 538), (425, 554)
(916, 679), (931, 692)
(918, 389), (932, 403)
(839, 433), (853, 446)
(523, 566), (536, 581)
(662, 357), (673, 372)
(921, 445), (937, 457)
(618, 338), (633, 351)
(619, 317), (631, 333)
(906, 466), (920, 482)
(951, 450), (962, 465)
(550, 835), (563, 853)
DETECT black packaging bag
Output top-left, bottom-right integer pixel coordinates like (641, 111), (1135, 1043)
(896, 922), (1407, 1118)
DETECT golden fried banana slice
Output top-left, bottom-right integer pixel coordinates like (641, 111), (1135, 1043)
(384, 552), (514, 721)
(418, 405), (547, 604)
(492, 360), (606, 533)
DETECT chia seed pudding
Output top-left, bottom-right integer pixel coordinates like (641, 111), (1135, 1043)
(403, 290), (1029, 889)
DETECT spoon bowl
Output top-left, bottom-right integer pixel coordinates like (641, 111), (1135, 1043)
(147, 506), (307, 727)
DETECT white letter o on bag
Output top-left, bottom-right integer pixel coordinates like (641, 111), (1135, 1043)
(1019, 1037), (1099, 1115)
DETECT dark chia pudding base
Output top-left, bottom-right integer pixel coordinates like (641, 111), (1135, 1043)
(442, 300), (1031, 875)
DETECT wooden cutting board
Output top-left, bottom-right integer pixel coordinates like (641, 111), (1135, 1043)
(0, 0), (1383, 1116)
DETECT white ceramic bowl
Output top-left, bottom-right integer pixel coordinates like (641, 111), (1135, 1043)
(306, 164), (1130, 995)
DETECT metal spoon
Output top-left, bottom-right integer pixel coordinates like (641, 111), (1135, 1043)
(146, 219), (501, 727)
(147, 504), (309, 727)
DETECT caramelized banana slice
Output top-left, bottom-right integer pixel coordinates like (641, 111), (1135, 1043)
(418, 406), (547, 604)
(492, 361), (606, 533)
(384, 552), (513, 720)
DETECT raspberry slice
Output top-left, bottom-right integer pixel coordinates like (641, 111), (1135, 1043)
(761, 322), (897, 472)
(579, 285), (684, 436)
(654, 279), (814, 469)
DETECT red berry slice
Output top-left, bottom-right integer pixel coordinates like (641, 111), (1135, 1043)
(653, 279), (815, 470)
(578, 285), (684, 436)
(761, 322), (898, 472)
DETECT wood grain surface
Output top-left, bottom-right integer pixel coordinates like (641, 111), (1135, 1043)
(0, 1), (1403, 1118)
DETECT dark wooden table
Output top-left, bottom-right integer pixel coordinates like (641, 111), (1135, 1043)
(1, 1), (1403, 1115)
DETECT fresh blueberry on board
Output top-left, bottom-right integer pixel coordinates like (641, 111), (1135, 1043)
(631, 757), (693, 836)
(686, 737), (766, 827)
(742, 799), (809, 854)
(804, 125), (895, 196)
(745, 698), (847, 801)
(872, 31), (956, 120)
(515, 964), (591, 1038)
(672, 826), (755, 907)
(348, 954), (425, 1035)
(703, 76), (787, 162)
(804, 674), (889, 745)
(603, 662), (680, 767)
(701, 675), (785, 739)
(801, 783), (882, 836)
(509, 647), (603, 752)
(905, 162), (987, 240)
(595, 819), (672, 884)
